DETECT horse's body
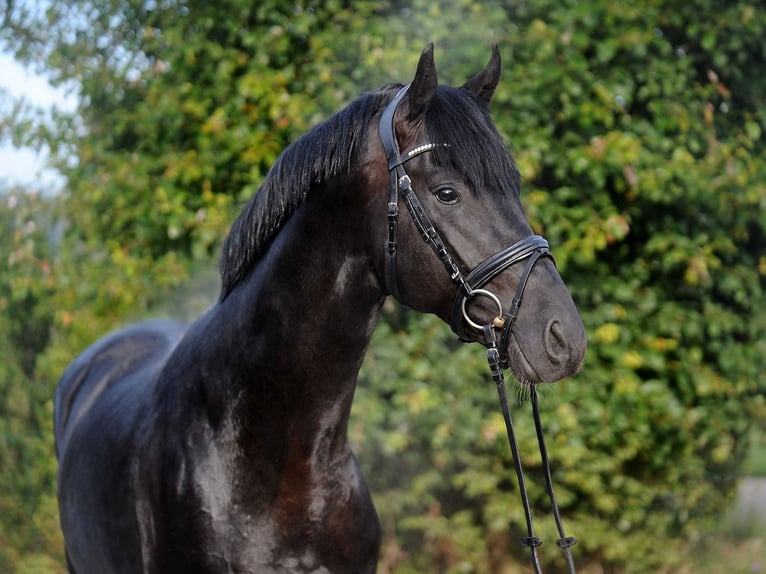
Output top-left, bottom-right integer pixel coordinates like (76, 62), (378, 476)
(55, 46), (586, 573)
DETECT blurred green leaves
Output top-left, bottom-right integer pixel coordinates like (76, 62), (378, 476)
(1, 0), (764, 572)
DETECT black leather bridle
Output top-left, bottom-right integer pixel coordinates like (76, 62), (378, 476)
(379, 85), (553, 351)
(379, 85), (578, 573)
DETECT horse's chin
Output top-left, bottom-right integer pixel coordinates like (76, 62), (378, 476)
(505, 333), (581, 385)
(506, 341), (543, 385)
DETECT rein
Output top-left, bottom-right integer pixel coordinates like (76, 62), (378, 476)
(379, 85), (578, 573)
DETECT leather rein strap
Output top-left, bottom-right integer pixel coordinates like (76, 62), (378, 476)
(379, 85), (578, 573)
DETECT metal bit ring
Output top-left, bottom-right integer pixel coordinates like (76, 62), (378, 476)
(461, 288), (504, 331)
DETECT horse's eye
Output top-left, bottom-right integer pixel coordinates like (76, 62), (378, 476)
(434, 187), (459, 205)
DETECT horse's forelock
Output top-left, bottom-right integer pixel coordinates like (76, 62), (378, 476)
(427, 85), (520, 197)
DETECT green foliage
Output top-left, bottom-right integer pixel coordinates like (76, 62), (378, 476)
(0, 190), (63, 571)
(746, 430), (766, 477)
(1, 0), (764, 572)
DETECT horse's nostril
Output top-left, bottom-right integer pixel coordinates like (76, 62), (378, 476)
(544, 320), (568, 365)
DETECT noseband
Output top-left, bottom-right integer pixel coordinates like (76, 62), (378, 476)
(379, 85), (578, 573)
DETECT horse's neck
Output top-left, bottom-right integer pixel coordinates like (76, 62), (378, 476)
(176, 188), (384, 462)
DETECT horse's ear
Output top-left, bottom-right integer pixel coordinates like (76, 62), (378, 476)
(462, 45), (501, 105)
(407, 43), (438, 121)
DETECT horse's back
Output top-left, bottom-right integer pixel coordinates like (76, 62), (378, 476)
(54, 318), (186, 573)
(54, 318), (185, 454)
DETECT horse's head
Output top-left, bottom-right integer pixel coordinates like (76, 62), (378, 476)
(368, 44), (586, 384)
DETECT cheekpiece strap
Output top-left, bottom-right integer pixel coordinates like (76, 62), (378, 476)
(379, 85), (458, 299)
(379, 85), (410, 298)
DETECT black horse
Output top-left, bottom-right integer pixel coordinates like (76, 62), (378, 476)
(55, 45), (586, 573)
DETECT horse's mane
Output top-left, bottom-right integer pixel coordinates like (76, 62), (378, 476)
(219, 83), (519, 300)
(219, 88), (392, 299)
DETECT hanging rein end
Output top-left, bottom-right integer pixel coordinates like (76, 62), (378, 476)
(483, 320), (579, 574)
